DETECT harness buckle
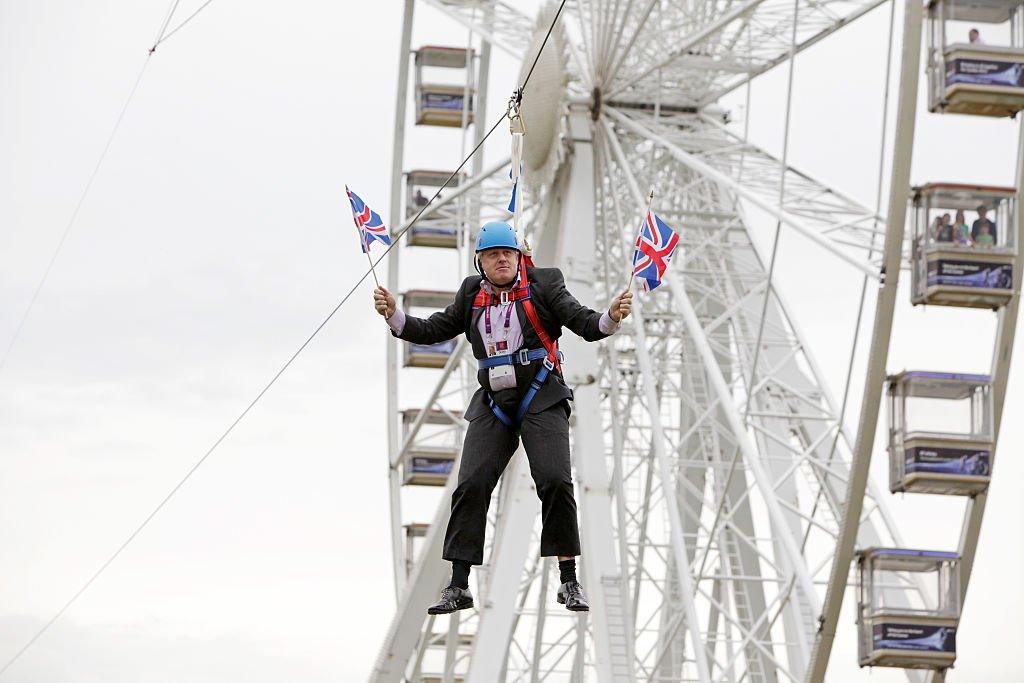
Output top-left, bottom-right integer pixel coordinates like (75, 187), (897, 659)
(543, 357), (555, 371)
(517, 348), (531, 365)
(500, 290), (510, 305)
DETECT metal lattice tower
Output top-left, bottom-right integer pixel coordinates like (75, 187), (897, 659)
(370, 1), (1021, 681)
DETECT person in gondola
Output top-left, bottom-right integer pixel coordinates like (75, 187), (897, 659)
(936, 213), (955, 243)
(953, 209), (973, 246)
(972, 205), (997, 244)
(373, 221), (633, 614)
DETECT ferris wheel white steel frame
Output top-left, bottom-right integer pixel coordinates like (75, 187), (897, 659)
(371, 1), (1023, 682)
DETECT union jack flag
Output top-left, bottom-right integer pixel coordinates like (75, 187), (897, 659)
(631, 211), (680, 292)
(346, 186), (392, 253)
(507, 162), (521, 214)
(507, 174), (518, 213)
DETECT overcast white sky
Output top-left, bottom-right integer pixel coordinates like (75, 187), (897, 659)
(1, 1), (1022, 681)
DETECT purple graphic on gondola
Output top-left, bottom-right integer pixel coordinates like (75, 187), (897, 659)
(947, 58), (1024, 88)
(905, 446), (991, 476)
(927, 259), (1013, 289)
(422, 92), (473, 112)
(411, 458), (454, 476)
(873, 623), (956, 653)
(410, 339), (458, 356)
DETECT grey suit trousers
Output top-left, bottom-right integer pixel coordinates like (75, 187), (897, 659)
(442, 400), (582, 565)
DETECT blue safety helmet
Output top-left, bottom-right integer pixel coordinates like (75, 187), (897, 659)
(475, 221), (521, 253)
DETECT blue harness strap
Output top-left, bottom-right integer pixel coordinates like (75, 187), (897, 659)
(478, 347), (548, 369)
(485, 394), (517, 429)
(484, 357), (557, 432)
(515, 360), (553, 425)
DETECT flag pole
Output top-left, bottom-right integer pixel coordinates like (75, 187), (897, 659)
(623, 188), (655, 292)
(346, 184), (382, 289)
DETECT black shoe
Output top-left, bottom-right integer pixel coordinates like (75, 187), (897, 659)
(556, 581), (590, 612)
(427, 585), (474, 615)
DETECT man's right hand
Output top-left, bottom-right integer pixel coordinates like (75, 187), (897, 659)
(374, 286), (396, 318)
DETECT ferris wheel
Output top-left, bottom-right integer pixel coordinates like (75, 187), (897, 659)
(369, 1), (1024, 682)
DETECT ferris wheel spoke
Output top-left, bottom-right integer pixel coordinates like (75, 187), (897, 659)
(591, 0), (637, 85)
(604, 113), (828, 643)
(572, 0), (602, 84)
(588, 0), (611, 81)
(599, 100), (919, 640)
(706, 0), (887, 105)
(609, 0), (765, 100)
(606, 107), (886, 277)
(604, 0), (887, 108)
(602, 0), (658, 86)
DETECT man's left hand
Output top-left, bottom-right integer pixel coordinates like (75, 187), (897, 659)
(609, 289), (633, 322)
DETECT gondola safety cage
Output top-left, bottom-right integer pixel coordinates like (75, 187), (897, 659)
(887, 370), (993, 495)
(857, 548), (961, 671)
(414, 45), (475, 127)
(926, 0), (1024, 116)
(910, 183), (1016, 308)
(404, 170), (467, 248)
(398, 408), (462, 486)
(401, 290), (459, 368)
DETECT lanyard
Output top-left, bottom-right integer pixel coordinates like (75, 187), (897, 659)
(484, 300), (515, 338)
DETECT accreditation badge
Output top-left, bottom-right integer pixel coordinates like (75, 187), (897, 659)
(486, 341), (517, 391)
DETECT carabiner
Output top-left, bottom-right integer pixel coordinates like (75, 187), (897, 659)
(507, 90), (526, 135)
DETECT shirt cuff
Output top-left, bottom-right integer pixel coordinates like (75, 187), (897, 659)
(599, 310), (620, 336)
(386, 307), (406, 335)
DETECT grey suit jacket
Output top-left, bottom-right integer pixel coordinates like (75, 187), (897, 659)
(392, 266), (609, 421)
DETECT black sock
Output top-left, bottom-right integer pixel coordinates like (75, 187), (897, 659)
(558, 558), (577, 585)
(449, 560), (471, 590)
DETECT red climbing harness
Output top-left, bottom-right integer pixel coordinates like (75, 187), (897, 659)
(472, 256), (560, 371)
(472, 256), (562, 430)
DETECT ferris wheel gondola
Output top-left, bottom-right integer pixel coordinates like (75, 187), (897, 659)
(927, 0), (1024, 116)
